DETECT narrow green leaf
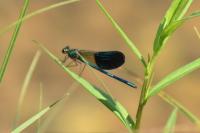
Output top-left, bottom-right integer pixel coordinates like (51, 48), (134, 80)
(95, 0), (146, 67)
(39, 82), (79, 133)
(33, 40), (135, 131)
(147, 58), (200, 98)
(0, 0), (79, 36)
(163, 108), (178, 133)
(13, 50), (41, 128)
(170, 0), (193, 21)
(163, 20), (183, 37)
(159, 91), (200, 126)
(153, 0), (183, 53)
(12, 108), (49, 133)
(162, 0), (182, 28)
(164, 10), (200, 37)
(0, 0), (30, 82)
(153, 0), (193, 55)
(187, 10), (200, 19)
(11, 97), (63, 133)
(126, 67), (200, 126)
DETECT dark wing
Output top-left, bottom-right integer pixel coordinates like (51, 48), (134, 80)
(78, 50), (125, 70)
(94, 51), (125, 70)
(79, 50), (136, 88)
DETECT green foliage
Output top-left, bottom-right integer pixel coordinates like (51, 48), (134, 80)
(11, 96), (64, 133)
(33, 40), (135, 132)
(153, 0), (193, 56)
(0, 0), (30, 82)
(159, 92), (200, 125)
(0, 0), (79, 36)
(147, 58), (200, 99)
(95, 0), (146, 67)
(94, 0), (200, 131)
(1, 0), (200, 132)
(163, 108), (178, 133)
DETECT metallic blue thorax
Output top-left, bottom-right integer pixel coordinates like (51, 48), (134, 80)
(67, 49), (79, 59)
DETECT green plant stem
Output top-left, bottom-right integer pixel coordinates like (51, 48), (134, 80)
(135, 76), (149, 129)
(135, 57), (156, 130)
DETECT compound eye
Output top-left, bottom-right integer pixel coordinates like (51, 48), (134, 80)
(62, 46), (69, 54)
(62, 48), (66, 53)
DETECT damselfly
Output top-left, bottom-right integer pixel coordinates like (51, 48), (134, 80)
(62, 46), (137, 88)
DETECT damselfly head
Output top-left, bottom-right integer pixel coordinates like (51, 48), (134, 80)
(62, 46), (70, 54)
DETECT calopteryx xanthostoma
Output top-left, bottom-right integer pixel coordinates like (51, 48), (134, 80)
(62, 46), (137, 88)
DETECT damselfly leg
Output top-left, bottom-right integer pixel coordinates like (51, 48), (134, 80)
(61, 55), (69, 63)
(62, 54), (86, 76)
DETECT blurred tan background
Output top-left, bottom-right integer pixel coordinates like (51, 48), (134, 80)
(1, 0), (200, 132)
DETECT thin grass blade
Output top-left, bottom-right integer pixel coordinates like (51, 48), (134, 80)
(186, 10), (200, 19)
(39, 82), (79, 133)
(0, 0), (30, 82)
(159, 91), (200, 126)
(13, 50), (41, 128)
(11, 95), (65, 133)
(0, 0), (79, 36)
(147, 58), (200, 98)
(37, 83), (43, 133)
(163, 108), (178, 133)
(125, 68), (200, 126)
(95, 0), (146, 67)
(33, 40), (135, 131)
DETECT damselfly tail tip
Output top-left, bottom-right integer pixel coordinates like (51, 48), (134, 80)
(133, 85), (137, 89)
(129, 82), (137, 89)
